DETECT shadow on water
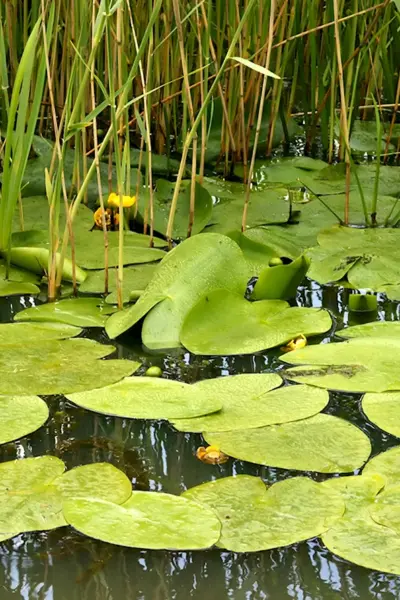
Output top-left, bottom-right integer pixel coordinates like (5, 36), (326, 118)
(0, 281), (400, 600)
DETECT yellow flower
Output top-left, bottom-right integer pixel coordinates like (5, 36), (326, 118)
(107, 192), (136, 208)
(280, 334), (307, 353)
(196, 445), (229, 465)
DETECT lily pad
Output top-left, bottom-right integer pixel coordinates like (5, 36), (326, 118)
(363, 447), (400, 487)
(363, 393), (400, 438)
(0, 458), (132, 540)
(66, 376), (222, 420)
(0, 395), (49, 444)
(181, 290), (332, 355)
(79, 263), (157, 304)
(307, 225), (400, 290)
(63, 492), (221, 550)
(321, 474), (400, 575)
(171, 378), (328, 433)
(0, 259), (41, 284)
(379, 284), (400, 301)
(15, 298), (114, 328)
(106, 233), (250, 345)
(282, 338), (400, 393)
(204, 414), (371, 473)
(0, 281), (40, 296)
(9, 246), (87, 284)
(0, 338), (139, 395)
(251, 254), (310, 300)
(12, 196), (94, 233)
(137, 179), (212, 239)
(0, 322), (82, 344)
(344, 119), (400, 153)
(183, 475), (344, 552)
(336, 321), (400, 339)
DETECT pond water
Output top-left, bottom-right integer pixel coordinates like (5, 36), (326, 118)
(1, 283), (400, 600)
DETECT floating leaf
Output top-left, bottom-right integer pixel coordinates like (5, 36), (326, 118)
(9, 246), (87, 283)
(369, 484), (400, 537)
(181, 290), (331, 355)
(66, 376), (222, 420)
(321, 474), (400, 575)
(336, 321), (400, 339)
(0, 458), (131, 540)
(204, 414), (371, 473)
(63, 492), (221, 550)
(172, 378), (327, 433)
(341, 119), (400, 153)
(138, 179), (212, 239)
(0, 322), (82, 344)
(380, 284), (400, 301)
(12, 196), (94, 234)
(363, 446), (400, 487)
(282, 338), (400, 393)
(0, 395), (48, 444)
(251, 254), (309, 300)
(106, 233), (249, 345)
(362, 392), (400, 437)
(0, 259), (41, 284)
(15, 298), (114, 328)
(183, 475), (344, 552)
(0, 281), (40, 296)
(79, 263), (157, 304)
(0, 338), (139, 395)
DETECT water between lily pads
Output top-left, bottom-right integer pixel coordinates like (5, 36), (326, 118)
(1, 282), (400, 600)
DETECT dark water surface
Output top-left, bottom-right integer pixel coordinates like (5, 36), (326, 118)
(1, 283), (400, 600)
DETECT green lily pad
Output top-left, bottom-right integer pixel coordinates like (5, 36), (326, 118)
(172, 379), (328, 433)
(379, 284), (400, 301)
(0, 458), (132, 540)
(321, 474), (400, 575)
(320, 192), (399, 226)
(9, 246), (87, 284)
(12, 196), (94, 233)
(0, 281), (40, 296)
(106, 233), (250, 345)
(63, 492), (221, 550)
(337, 321), (400, 339)
(15, 298), (114, 328)
(204, 414), (371, 473)
(343, 119), (400, 153)
(251, 254), (309, 300)
(181, 290), (332, 355)
(0, 259), (41, 284)
(0, 322), (82, 344)
(137, 179), (212, 239)
(0, 337), (139, 395)
(0, 395), (49, 444)
(183, 475), (344, 552)
(363, 447), (400, 486)
(369, 484), (400, 537)
(79, 263), (157, 304)
(307, 225), (400, 290)
(363, 392), (400, 437)
(66, 376), (222, 420)
(282, 338), (400, 393)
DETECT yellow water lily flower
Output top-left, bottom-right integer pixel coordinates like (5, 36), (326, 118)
(196, 445), (229, 465)
(281, 334), (307, 353)
(107, 192), (136, 208)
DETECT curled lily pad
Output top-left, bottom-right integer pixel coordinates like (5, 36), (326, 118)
(15, 298), (114, 328)
(204, 414), (371, 473)
(363, 446), (400, 487)
(171, 378), (328, 433)
(106, 233), (249, 345)
(181, 290), (331, 355)
(0, 458), (132, 540)
(66, 376), (222, 420)
(183, 475), (344, 552)
(362, 392), (400, 437)
(251, 254), (310, 300)
(0, 322), (82, 344)
(0, 338), (139, 395)
(0, 395), (49, 444)
(321, 474), (400, 575)
(63, 492), (221, 550)
(282, 338), (400, 393)
(9, 247), (87, 284)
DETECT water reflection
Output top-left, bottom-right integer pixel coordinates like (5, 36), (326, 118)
(0, 283), (400, 599)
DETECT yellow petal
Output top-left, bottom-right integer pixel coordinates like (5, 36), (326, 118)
(107, 192), (136, 208)
(280, 334), (307, 353)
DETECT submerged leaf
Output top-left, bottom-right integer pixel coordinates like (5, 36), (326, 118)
(181, 290), (331, 355)
(63, 492), (221, 550)
(183, 475), (344, 552)
(0, 395), (48, 444)
(204, 414), (371, 473)
(15, 298), (114, 328)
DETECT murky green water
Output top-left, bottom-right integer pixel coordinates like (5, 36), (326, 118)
(1, 284), (400, 600)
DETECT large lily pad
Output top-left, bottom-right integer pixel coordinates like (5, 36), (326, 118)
(337, 321), (400, 339)
(282, 338), (400, 393)
(0, 395), (49, 444)
(183, 475), (344, 552)
(171, 378), (327, 432)
(79, 263), (157, 304)
(321, 474), (400, 575)
(307, 225), (400, 290)
(0, 338), (139, 395)
(106, 233), (250, 345)
(63, 492), (221, 550)
(12, 196), (94, 233)
(362, 392), (400, 438)
(0, 458), (132, 541)
(15, 298), (114, 328)
(204, 414), (371, 473)
(66, 376), (222, 420)
(181, 290), (332, 355)
(0, 322), (82, 344)
(369, 485), (400, 538)
(363, 446), (400, 487)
